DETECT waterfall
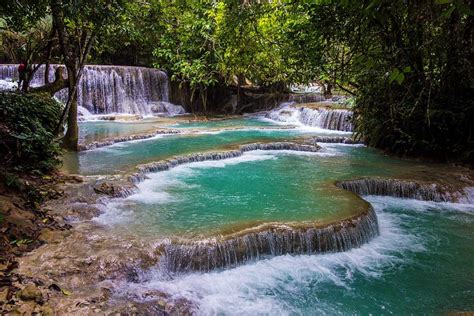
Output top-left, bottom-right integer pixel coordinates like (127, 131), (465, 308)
(161, 207), (379, 273)
(128, 142), (321, 184)
(289, 93), (326, 103)
(265, 102), (354, 132)
(308, 136), (363, 144)
(121, 142), (379, 273)
(0, 64), (185, 116)
(335, 178), (458, 202)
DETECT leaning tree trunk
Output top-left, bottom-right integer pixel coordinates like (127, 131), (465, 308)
(30, 66), (67, 96)
(51, 0), (95, 151)
(62, 84), (78, 150)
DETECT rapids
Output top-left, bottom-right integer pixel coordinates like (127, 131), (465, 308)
(265, 102), (354, 132)
(10, 98), (474, 314)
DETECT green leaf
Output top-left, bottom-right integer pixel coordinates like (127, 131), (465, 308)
(396, 72), (405, 85)
(441, 6), (456, 18)
(61, 289), (72, 296)
(435, 0), (453, 4)
(402, 66), (412, 73)
(389, 68), (400, 83)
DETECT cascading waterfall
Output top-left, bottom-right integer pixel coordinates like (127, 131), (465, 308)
(161, 207), (379, 272)
(78, 128), (182, 151)
(335, 178), (457, 202)
(0, 64), (185, 116)
(110, 141), (380, 273)
(299, 107), (353, 131)
(266, 102), (354, 132)
(289, 93), (326, 103)
(308, 136), (363, 144)
(128, 142), (321, 184)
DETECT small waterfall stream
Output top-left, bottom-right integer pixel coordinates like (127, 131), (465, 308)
(162, 207), (379, 273)
(336, 178), (460, 202)
(0, 64), (184, 115)
(111, 141), (381, 273)
(266, 102), (354, 132)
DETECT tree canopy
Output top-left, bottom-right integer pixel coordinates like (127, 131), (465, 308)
(0, 0), (472, 162)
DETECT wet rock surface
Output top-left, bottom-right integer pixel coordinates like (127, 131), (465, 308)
(0, 172), (78, 314)
(93, 181), (137, 198)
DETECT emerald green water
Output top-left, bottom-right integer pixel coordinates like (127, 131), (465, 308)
(78, 116), (275, 144)
(167, 117), (274, 129)
(99, 144), (418, 238)
(99, 152), (361, 237)
(78, 118), (166, 144)
(122, 197), (473, 315)
(67, 129), (298, 175)
(73, 117), (474, 314)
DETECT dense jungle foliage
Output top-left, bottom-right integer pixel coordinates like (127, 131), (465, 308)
(0, 92), (62, 172)
(0, 0), (473, 162)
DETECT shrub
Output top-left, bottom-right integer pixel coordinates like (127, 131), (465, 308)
(0, 92), (63, 172)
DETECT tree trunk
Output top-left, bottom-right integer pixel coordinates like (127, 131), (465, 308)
(30, 66), (67, 96)
(62, 86), (78, 150)
(323, 81), (333, 99)
(51, 0), (94, 151)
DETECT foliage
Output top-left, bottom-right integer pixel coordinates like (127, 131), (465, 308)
(3, 172), (22, 190)
(149, 1), (323, 91)
(0, 0), (472, 162)
(0, 0), (49, 32)
(90, 0), (165, 66)
(283, 0), (473, 162)
(0, 92), (62, 172)
(49, 0), (129, 150)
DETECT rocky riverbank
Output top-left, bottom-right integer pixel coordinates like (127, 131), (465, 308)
(0, 172), (83, 314)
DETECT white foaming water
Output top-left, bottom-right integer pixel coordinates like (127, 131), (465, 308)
(87, 134), (170, 152)
(366, 195), (474, 216)
(100, 151), (329, 224)
(77, 106), (94, 118)
(258, 116), (352, 135)
(131, 152), (278, 201)
(0, 64), (187, 116)
(150, 101), (186, 116)
(460, 186), (474, 204)
(263, 102), (354, 133)
(319, 142), (366, 148)
(112, 202), (424, 315)
(0, 78), (17, 91)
